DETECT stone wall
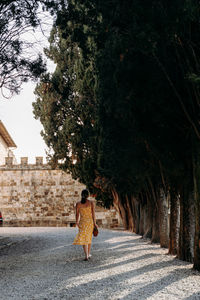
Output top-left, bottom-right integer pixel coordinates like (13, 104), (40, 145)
(0, 157), (120, 228)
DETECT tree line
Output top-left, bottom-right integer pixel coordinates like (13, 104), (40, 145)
(1, 1), (200, 271)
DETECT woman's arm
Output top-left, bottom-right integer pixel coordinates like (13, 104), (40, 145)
(75, 203), (80, 227)
(91, 201), (97, 227)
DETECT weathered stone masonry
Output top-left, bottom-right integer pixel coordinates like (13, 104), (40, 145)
(0, 157), (120, 228)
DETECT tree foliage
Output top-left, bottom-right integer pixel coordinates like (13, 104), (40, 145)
(34, 0), (200, 269)
(34, 10), (99, 192)
(0, 0), (59, 98)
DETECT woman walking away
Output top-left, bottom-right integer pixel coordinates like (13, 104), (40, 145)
(73, 189), (97, 261)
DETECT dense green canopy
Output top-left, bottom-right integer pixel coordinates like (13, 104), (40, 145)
(33, 0), (200, 269)
(34, 0), (200, 197)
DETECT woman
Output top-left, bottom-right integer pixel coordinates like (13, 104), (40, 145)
(73, 189), (97, 261)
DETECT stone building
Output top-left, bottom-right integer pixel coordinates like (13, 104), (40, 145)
(0, 156), (120, 228)
(0, 120), (17, 165)
(0, 122), (120, 228)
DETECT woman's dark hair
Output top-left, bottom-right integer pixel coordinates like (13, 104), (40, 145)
(81, 189), (89, 204)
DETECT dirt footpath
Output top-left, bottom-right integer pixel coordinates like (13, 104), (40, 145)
(0, 227), (200, 300)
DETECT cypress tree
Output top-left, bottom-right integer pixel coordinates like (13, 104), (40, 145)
(34, 0), (200, 270)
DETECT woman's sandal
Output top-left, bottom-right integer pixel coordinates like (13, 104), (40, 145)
(84, 258), (89, 261)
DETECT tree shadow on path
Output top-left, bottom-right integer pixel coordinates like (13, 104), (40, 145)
(184, 291), (200, 300)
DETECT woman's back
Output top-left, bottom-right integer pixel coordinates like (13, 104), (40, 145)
(79, 202), (93, 220)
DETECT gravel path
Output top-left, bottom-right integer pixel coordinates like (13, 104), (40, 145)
(0, 227), (200, 300)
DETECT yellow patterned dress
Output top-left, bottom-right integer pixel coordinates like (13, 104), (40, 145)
(73, 204), (94, 245)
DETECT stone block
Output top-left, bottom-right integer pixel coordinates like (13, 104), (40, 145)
(21, 157), (28, 165)
(5, 157), (13, 166)
(36, 157), (43, 165)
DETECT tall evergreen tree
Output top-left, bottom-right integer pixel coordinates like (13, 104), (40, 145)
(34, 5), (100, 194)
(34, 0), (200, 270)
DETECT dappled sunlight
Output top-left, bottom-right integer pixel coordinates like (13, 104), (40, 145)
(105, 234), (141, 245)
(54, 255), (199, 300)
(40, 230), (200, 299)
(1, 228), (200, 299)
(115, 268), (198, 300)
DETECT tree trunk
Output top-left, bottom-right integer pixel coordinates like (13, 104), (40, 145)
(169, 192), (180, 255)
(193, 150), (200, 271)
(143, 195), (153, 239)
(112, 189), (135, 231)
(151, 204), (160, 243)
(130, 196), (140, 233)
(189, 193), (195, 261)
(159, 189), (169, 248)
(134, 199), (140, 234)
(125, 195), (135, 232)
(178, 186), (194, 263)
(147, 179), (160, 243)
(139, 203), (145, 236)
(112, 189), (128, 230)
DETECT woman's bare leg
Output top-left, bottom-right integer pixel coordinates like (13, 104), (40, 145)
(82, 245), (88, 259)
(88, 244), (91, 257)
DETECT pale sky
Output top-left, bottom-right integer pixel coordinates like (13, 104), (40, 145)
(0, 82), (48, 163)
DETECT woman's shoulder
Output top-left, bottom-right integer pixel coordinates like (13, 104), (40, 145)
(76, 201), (81, 207)
(81, 200), (93, 207)
(88, 200), (95, 206)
